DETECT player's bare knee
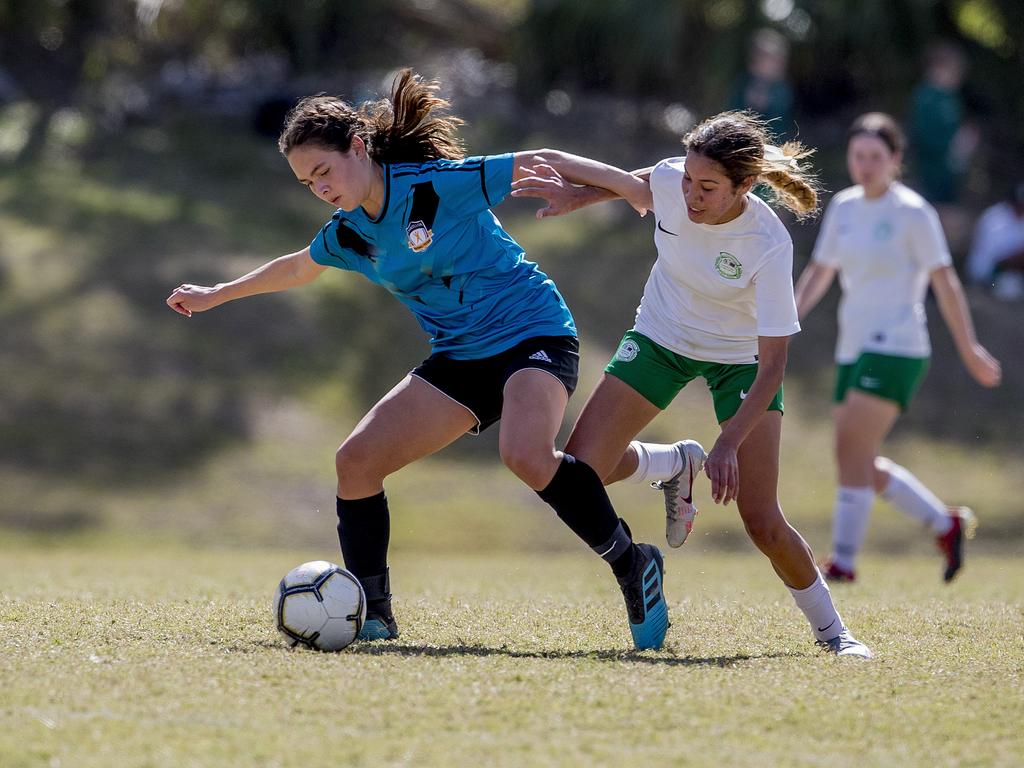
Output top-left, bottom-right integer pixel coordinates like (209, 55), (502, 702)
(562, 440), (616, 481)
(334, 442), (356, 477)
(836, 439), (873, 473)
(499, 443), (555, 489)
(335, 440), (382, 486)
(834, 418), (866, 454)
(743, 515), (786, 555)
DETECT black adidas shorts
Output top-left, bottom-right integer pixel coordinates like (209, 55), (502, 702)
(410, 335), (579, 434)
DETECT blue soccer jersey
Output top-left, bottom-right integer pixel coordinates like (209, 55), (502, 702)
(308, 153), (576, 359)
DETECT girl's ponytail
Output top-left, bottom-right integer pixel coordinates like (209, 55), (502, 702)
(278, 69), (465, 165)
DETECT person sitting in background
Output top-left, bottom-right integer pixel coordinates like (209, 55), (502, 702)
(966, 182), (1024, 300)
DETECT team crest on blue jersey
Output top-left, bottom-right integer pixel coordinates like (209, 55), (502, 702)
(406, 220), (433, 252)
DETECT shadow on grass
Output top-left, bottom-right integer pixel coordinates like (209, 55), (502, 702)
(345, 642), (800, 667)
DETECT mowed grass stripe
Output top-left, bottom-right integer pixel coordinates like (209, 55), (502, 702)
(1, 546), (1021, 767)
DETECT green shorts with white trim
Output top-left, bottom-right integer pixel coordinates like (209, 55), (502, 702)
(604, 330), (783, 423)
(833, 352), (929, 411)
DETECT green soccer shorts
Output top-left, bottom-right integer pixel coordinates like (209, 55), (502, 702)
(834, 352), (929, 411)
(605, 330), (783, 423)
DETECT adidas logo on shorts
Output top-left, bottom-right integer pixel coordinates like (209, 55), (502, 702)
(528, 350), (553, 363)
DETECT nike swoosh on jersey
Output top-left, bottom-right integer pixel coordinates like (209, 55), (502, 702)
(739, 390), (748, 399)
(657, 220), (678, 236)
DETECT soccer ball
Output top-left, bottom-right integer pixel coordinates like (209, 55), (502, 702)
(273, 561), (366, 651)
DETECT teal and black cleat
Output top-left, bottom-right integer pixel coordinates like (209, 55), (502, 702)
(617, 543), (669, 650)
(354, 569), (399, 641)
(354, 602), (397, 643)
(354, 614), (397, 643)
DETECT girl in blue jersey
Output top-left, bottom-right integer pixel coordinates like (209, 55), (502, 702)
(167, 69), (666, 647)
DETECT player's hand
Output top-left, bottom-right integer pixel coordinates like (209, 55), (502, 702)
(965, 343), (1002, 388)
(511, 163), (588, 218)
(704, 439), (739, 505)
(166, 283), (222, 317)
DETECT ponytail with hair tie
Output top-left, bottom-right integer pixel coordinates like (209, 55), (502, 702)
(763, 145), (799, 170)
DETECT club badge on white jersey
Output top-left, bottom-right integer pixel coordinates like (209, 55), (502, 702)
(715, 252), (743, 279)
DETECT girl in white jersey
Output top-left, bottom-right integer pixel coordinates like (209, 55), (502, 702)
(794, 113), (1001, 583)
(515, 112), (872, 657)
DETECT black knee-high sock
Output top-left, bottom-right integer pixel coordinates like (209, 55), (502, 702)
(336, 493), (391, 605)
(537, 454), (636, 578)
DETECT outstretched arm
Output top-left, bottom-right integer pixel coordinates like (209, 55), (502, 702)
(793, 261), (837, 319)
(166, 247), (327, 317)
(512, 149), (654, 216)
(511, 165), (654, 219)
(930, 265), (1002, 387)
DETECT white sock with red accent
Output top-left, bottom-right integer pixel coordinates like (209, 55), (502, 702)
(788, 570), (844, 642)
(831, 486), (875, 572)
(623, 441), (683, 484)
(876, 457), (953, 535)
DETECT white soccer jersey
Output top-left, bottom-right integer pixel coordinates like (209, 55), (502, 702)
(811, 182), (952, 363)
(633, 157), (800, 364)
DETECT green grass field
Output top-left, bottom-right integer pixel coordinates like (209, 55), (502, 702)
(2, 543), (1021, 768)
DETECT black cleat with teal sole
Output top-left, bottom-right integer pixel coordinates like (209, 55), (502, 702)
(355, 569), (400, 641)
(357, 607), (399, 641)
(617, 543), (669, 650)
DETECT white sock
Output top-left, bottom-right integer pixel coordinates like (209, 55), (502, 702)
(831, 486), (875, 572)
(788, 570), (844, 641)
(622, 441), (683, 484)
(876, 458), (953, 535)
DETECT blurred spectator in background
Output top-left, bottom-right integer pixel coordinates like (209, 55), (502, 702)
(909, 42), (977, 204)
(908, 41), (978, 251)
(729, 28), (794, 139)
(966, 182), (1024, 300)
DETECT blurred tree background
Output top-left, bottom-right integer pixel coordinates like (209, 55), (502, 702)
(0, 0), (1020, 546)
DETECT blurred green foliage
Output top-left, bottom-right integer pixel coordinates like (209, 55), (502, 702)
(0, 0), (1021, 183)
(1, 1), (1022, 152)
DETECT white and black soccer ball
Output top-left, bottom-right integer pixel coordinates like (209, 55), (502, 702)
(273, 561), (366, 651)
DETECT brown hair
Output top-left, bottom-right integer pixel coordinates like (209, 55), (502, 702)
(278, 68), (465, 164)
(682, 110), (820, 218)
(847, 112), (905, 156)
